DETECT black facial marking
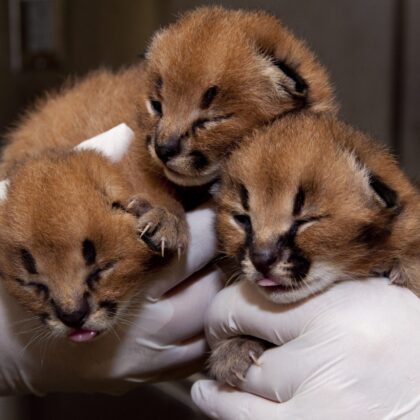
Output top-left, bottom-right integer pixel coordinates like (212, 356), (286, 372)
(293, 187), (305, 216)
(355, 223), (392, 246)
(112, 201), (125, 211)
(150, 99), (162, 116)
(239, 184), (249, 211)
(15, 277), (25, 285)
(155, 77), (163, 91)
(190, 150), (209, 170)
(99, 300), (118, 317)
(369, 175), (398, 209)
(39, 313), (50, 324)
(192, 118), (210, 132)
(272, 59), (308, 95)
(82, 239), (96, 266)
(233, 214), (251, 230)
(86, 261), (115, 290)
(233, 214), (253, 250)
(27, 281), (49, 299)
(201, 85), (219, 109)
(20, 248), (38, 275)
(288, 249), (311, 282)
(276, 224), (311, 282)
(146, 135), (152, 148)
(86, 268), (102, 290)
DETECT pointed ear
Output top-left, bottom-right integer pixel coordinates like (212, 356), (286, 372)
(75, 123), (135, 163)
(344, 151), (399, 210)
(0, 179), (10, 202)
(256, 48), (308, 101)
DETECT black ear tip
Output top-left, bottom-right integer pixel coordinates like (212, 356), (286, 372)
(272, 58), (308, 95)
(369, 175), (398, 209)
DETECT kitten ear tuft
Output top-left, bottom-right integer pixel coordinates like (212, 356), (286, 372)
(75, 123), (135, 163)
(256, 47), (308, 101)
(0, 179), (10, 202)
(209, 181), (221, 198)
(343, 151), (399, 209)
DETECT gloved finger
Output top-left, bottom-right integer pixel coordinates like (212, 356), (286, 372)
(205, 278), (395, 348)
(126, 335), (209, 382)
(137, 265), (223, 345)
(192, 379), (398, 420)
(192, 379), (301, 420)
(240, 341), (333, 403)
(145, 205), (217, 300)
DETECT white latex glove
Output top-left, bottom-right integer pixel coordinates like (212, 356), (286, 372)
(0, 206), (223, 395)
(192, 278), (420, 419)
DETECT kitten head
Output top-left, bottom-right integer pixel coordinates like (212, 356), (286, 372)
(216, 112), (420, 303)
(0, 128), (156, 342)
(143, 6), (336, 187)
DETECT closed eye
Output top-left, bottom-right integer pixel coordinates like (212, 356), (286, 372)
(86, 261), (116, 290)
(233, 214), (252, 230)
(192, 113), (234, 132)
(147, 99), (162, 117)
(26, 281), (49, 299)
(294, 215), (329, 232)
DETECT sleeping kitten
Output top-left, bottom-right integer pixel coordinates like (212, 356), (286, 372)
(0, 126), (166, 342)
(210, 111), (420, 386)
(2, 7), (336, 256)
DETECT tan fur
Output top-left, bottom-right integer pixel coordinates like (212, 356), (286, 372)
(210, 112), (420, 386)
(0, 151), (163, 336)
(0, 6), (336, 335)
(143, 6), (336, 186)
(217, 112), (420, 299)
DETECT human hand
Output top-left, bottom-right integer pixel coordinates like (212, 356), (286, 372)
(0, 206), (223, 395)
(192, 278), (420, 419)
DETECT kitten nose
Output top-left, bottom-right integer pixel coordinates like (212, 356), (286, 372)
(54, 296), (90, 329)
(155, 135), (181, 163)
(250, 247), (278, 276)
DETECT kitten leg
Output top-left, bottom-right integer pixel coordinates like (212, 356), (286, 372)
(208, 336), (269, 387)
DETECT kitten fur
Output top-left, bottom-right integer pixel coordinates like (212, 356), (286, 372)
(0, 6), (334, 336)
(210, 111), (420, 386)
(0, 150), (163, 338)
(145, 6), (336, 186)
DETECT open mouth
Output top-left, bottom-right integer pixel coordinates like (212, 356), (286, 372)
(67, 328), (101, 343)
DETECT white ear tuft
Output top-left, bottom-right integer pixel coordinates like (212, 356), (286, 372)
(342, 150), (371, 196)
(75, 123), (135, 163)
(0, 179), (10, 202)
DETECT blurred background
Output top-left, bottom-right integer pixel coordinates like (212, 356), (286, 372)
(0, 0), (419, 418)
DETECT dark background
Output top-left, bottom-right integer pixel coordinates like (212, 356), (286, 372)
(0, 0), (419, 419)
(1, 0), (419, 179)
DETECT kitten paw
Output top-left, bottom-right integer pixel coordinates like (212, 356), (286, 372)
(208, 337), (267, 387)
(127, 197), (188, 257)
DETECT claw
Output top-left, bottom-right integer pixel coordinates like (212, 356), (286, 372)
(139, 222), (152, 238)
(234, 371), (246, 382)
(249, 351), (261, 366)
(161, 237), (166, 257)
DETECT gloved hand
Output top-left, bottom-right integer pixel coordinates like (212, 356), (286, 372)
(192, 278), (420, 419)
(0, 206), (223, 395)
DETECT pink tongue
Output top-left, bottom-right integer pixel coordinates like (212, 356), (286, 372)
(68, 329), (98, 343)
(257, 278), (280, 287)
